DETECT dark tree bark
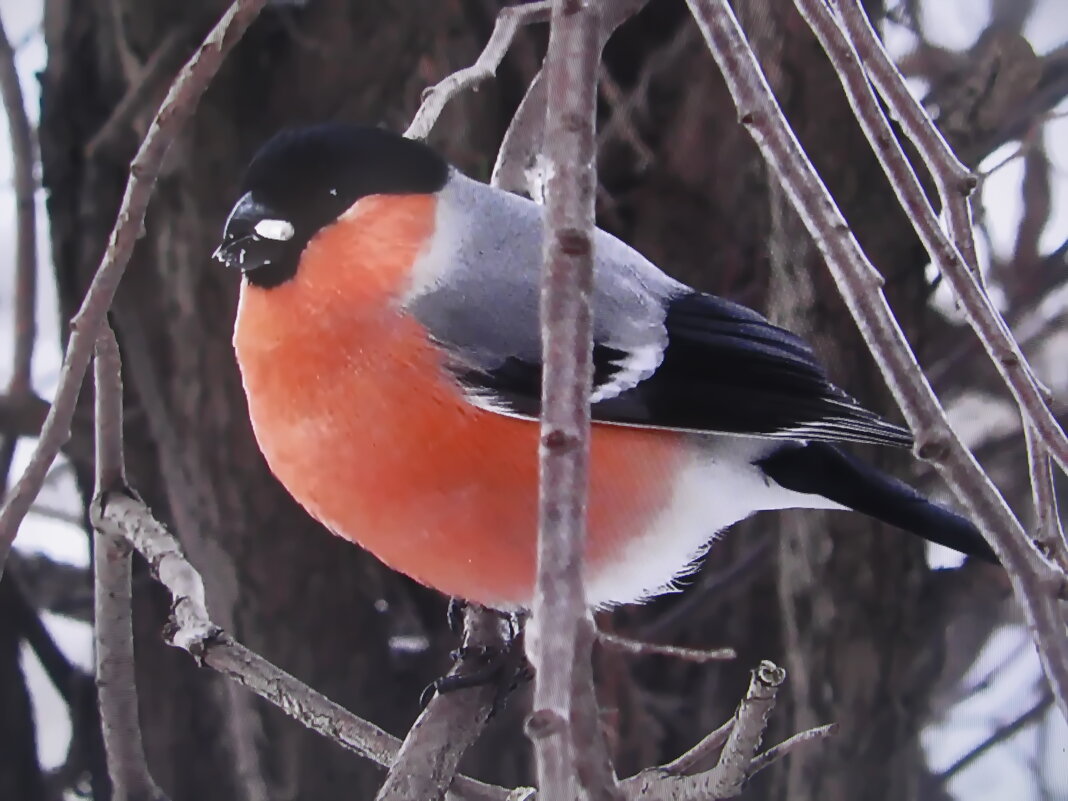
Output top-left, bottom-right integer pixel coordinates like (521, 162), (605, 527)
(30, 0), (1038, 799)
(0, 575), (45, 801)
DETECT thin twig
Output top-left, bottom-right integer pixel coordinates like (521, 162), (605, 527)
(91, 492), (512, 801)
(404, 2), (550, 140)
(935, 689), (1054, 782)
(526, 0), (601, 799)
(747, 722), (838, 777)
(699, 660), (784, 797)
(597, 629), (735, 663)
(86, 27), (193, 159)
(832, 0), (1068, 477)
(683, 0), (1068, 724)
(0, 8), (38, 397)
(92, 324), (167, 801)
(657, 719), (734, 776)
(571, 615), (621, 801)
(491, 0), (652, 196)
(1025, 424), (1068, 571)
(621, 661), (786, 800)
(0, 0), (269, 577)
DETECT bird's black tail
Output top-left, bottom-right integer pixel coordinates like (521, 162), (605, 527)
(758, 442), (999, 564)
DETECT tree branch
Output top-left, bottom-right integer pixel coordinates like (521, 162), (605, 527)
(0, 0), (269, 578)
(404, 2), (550, 141)
(935, 689), (1054, 782)
(491, 0), (651, 197)
(682, 0), (1068, 723)
(1025, 424), (1068, 571)
(832, 0), (1068, 476)
(375, 605), (503, 801)
(597, 629), (735, 663)
(85, 27), (194, 160)
(619, 661), (824, 800)
(91, 492), (512, 801)
(0, 6), (38, 397)
(526, 1), (603, 800)
(92, 323), (168, 801)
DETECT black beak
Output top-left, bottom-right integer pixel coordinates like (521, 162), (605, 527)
(212, 234), (270, 271)
(213, 192), (294, 273)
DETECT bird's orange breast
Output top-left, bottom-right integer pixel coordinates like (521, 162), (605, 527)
(233, 194), (685, 608)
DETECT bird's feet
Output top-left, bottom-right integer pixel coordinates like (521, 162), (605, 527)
(420, 602), (531, 713)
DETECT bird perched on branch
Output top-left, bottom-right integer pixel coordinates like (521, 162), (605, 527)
(213, 123), (997, 610)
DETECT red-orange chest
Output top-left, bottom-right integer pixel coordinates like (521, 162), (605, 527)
(233, 195), (684, 607)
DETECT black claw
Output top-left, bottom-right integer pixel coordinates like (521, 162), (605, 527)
(420, 609), (530, 715)
(447, 597), (467, 636)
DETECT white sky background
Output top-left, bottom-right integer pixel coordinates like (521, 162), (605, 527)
(0, 0), (1066, 794)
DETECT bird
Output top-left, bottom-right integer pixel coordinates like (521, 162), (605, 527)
(212, 123), (997, 611)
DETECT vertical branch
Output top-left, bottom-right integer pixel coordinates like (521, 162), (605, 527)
(93, 324), (168, 801)
(1025, 425), (1068, 570)
(0, 0), (268, 577)
(527, 0), (602, 799)
(0, 8), (37, 397)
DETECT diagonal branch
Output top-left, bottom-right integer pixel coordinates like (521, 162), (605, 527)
(618, 661), (836, 800)
(375, 604), (503, 801)
(935, 688), (1054, 783)
(832, 0), (1068, 478)
(491, 0), (652, 196)
(404, 2), (550, 140)
(91, 492), (512, 801)
(682, 0), (1068, 723)
(0, 0), (269, 578)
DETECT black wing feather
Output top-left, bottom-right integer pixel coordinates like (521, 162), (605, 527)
(449, 291), (912, 447)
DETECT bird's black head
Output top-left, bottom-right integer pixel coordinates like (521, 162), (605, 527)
(213, 124), (449, 288)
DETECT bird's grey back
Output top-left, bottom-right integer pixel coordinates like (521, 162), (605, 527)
(404, 170), (682, 385)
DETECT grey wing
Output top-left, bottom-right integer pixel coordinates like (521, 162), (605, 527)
(404, 172), (911, 447)
(404, 171), (676, 417)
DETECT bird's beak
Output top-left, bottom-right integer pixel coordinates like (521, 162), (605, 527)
(213, 192), (294, 272)
(212, 235), (260, 270)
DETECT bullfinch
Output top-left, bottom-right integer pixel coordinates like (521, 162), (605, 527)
(212, 123), (997, 611)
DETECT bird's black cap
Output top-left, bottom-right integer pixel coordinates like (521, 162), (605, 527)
(214, 124), (449, 288)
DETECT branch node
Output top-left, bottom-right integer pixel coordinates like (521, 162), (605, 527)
(525, 708), (568, 740)
(163, 613), (222, 662)
(542, 428), (581, 450)
(914, 436), (951, 464)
